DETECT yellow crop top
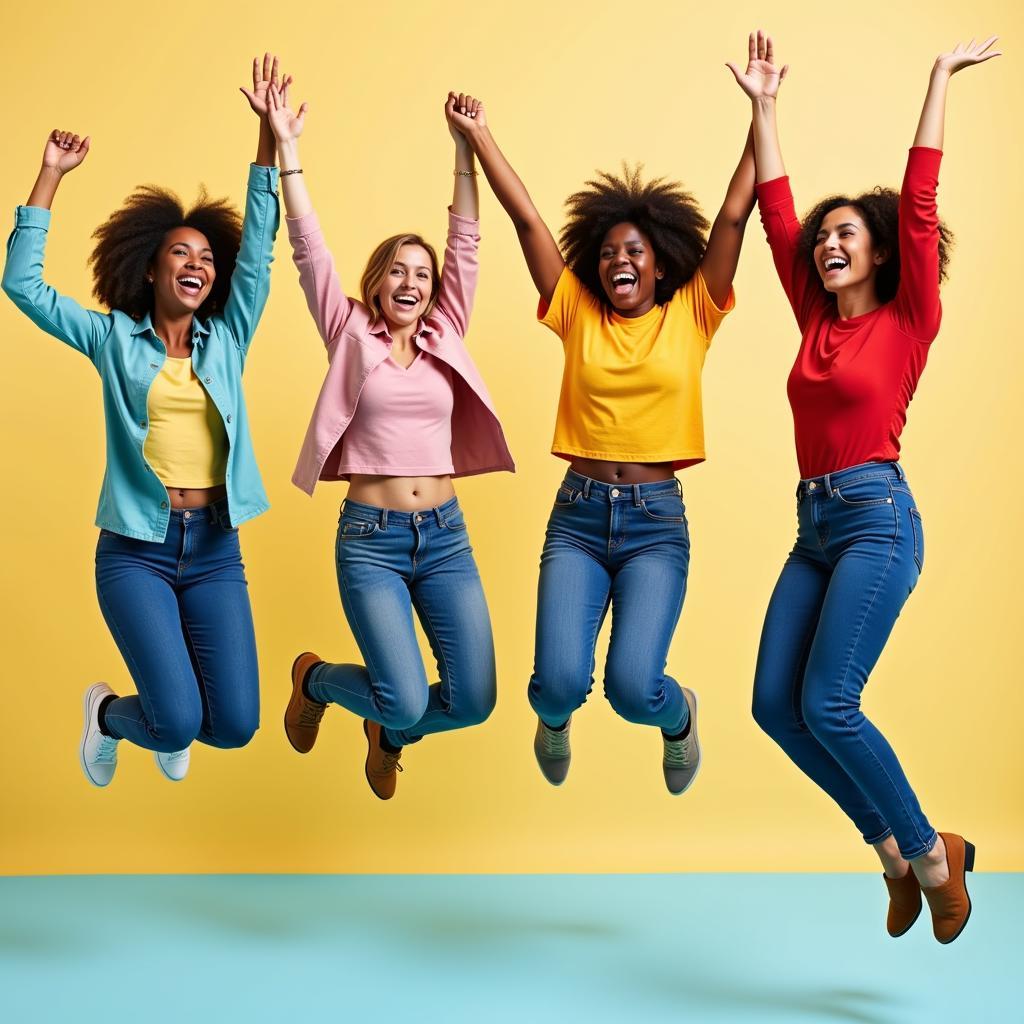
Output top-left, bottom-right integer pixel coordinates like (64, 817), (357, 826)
(143, 357), (228, 488)
(538, 267), (734, 468)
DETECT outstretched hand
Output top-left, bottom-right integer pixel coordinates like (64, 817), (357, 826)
(42, 129), (90, 174)
(240, 53), (293, 118)
(446, 91), (485, 144)
(727, 30), (788, 101)
(934, 36), (1001, 76)
(267, 82), (308, 145)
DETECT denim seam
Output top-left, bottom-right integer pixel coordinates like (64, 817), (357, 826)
(96, 587), (163, 745)
(336, 553), (391, 725)
(181, 614), (216, 744)
(833, 490), (929, 857)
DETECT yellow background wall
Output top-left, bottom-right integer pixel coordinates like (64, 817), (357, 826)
(1, 0), (1021, 874)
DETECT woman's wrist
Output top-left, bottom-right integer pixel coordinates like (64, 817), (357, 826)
(278, 139), (301, 169)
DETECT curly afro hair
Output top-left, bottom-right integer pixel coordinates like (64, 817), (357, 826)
(560, 164), (709, 307)
(798, 189), (953, 306)
(89, 186), (243, 320)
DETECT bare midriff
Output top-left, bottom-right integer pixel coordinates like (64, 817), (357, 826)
(346, 474), (456, 512)
(166, 484), (228, 509)
(569, 458), (676, 485)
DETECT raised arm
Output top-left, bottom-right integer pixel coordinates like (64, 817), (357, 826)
(894, 36), (1001, 339)
(914, 36), (1000, 149)
(449, 100), (564, 304)
(219, 54), (283, 356)
(446, 92), (479, 220)
(266, 79), (354, 345)
(2, 129), (111, 359)
(728, 30), (788, 184)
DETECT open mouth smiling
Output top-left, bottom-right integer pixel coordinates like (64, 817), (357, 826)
(176, 275), (206, 296)
(393, 294), (419, 309)
(823, 256), (849, 276)
(611, 271), (637, 296)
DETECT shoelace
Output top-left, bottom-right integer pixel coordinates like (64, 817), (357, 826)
(94, 735), (119, 764)
(542, 725), (570, 758)
(299, 702), (326, 727)
(162, 749), (188, 763)
(663, 739), (690, 769)
(373, 751), (403, 776)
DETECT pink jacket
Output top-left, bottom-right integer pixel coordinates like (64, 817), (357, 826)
(287, 208), (515, 494)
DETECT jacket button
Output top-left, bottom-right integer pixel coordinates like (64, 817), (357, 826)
(204, 376), (212, 384)
(160, 501), (168, 509)
(226, 414), (232, 424)
(140, 420), (147, 428)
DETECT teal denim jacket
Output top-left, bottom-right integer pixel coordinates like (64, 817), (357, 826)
(2, 163), (280, 541)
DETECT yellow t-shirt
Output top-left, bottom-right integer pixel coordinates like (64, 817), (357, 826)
(143, 356), (228, 488)
(539, 267), (734, 468)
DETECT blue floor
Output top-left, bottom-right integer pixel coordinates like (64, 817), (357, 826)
(1, 874), (1018, 1023)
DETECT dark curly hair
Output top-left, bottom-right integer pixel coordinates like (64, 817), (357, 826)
(560, 164), (709, 306)
(798, 189), (953, 305)
(89, 186), (243, 320)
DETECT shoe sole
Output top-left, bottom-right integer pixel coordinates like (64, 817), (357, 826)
(363, 719), (392, 801)
(284, 652), (318, 754)
(153, 751), (188, 782)
(937, 840), (975, 945)
(667, 688), (701, 796)
(80, 684), (111, 788)
(888, 903), (923, 938)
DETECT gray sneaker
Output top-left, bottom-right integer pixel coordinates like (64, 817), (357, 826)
(534, 716), (571, 785)
(663, 688), (701, 795)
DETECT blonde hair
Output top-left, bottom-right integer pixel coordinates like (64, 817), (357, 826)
(360, 234), (441, 322)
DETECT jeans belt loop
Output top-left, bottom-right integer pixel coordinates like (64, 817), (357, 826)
(632, 483), (641, 507)
(675, 478), (683, 497)
(582, 477), (592, 500)
(379, 508), (388, 530)
(433, 505), (444, 526)
(823, 473), (835, 499)
(894, 461), (906, 481)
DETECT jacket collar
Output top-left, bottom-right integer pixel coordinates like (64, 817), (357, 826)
(130, 312), (211, 348)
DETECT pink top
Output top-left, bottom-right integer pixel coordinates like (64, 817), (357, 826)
(336, 351), (455, 477)
(287, 208), (515, 493)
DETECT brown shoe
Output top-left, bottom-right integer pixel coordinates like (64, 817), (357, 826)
(284, 652), (326, 754)
(922, 832), (976, 944)
(883, 870), (922, 937)
(363, 719), (403, 800)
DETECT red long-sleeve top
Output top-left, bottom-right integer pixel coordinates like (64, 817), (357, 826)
(756, 147), (943, 478)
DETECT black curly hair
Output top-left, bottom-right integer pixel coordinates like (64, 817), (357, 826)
(560, 165), (709, 306)
(89, 186), (243, 320)
(798, 189), (953, 305)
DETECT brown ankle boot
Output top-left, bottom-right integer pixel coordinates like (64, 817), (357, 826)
(363, 720), (403, 800)
(922, 832), (976, 944)
(883, 870), (922, 937)
(284, 652), (326, 753)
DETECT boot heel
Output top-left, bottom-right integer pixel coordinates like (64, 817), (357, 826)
(963, 841), (976, 872)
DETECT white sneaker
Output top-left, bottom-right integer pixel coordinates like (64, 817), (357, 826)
(154, 748), (190, 782)
(80, 683), (119, 787)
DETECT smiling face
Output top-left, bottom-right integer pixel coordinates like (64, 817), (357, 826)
(148, 227), (215, 318)
(598, 222), (663, 317)
(374, 244), (435, 330)
(813, 206), (888, 297)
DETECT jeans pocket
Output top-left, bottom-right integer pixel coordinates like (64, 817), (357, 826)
(833, 479), (893, 507)
(443, 507), (468, 531)
(910, 508), (925, 572)
(640, 494), (686, 522)
(554, 485), (580, 507)
(339, 519), (379, 541)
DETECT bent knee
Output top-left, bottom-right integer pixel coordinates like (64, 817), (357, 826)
(378, 690), (428, 732)
(529, 668), (589, 723)
(206, 717), (259, 750)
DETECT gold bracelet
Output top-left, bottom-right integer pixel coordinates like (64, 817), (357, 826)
(281, 168), (303, 177)
(454, 170), (478, 177)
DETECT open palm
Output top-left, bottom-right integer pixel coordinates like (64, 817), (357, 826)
(935, 36), (1001, 76)
(727, 31), (788, 100)
(267, 82), (308, 144)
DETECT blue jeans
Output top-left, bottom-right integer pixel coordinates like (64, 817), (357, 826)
(95, 501), (260, 753)
(307, 497), (496, 748)
(752, 462), (937, 860)
(529, 470), (691, 734)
